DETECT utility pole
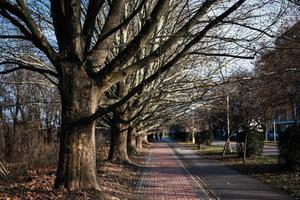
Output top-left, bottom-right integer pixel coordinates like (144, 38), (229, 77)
(192, 110), (195, 144)
(223, 93), (233, 156)
(227, 95), (232, 152)
(217, 56), (233, 156)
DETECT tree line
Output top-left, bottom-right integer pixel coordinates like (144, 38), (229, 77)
(0, 0), (298, 192)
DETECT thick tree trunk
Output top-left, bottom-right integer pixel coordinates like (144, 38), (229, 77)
(137, 136), (143, 150)
(144, 135), (150, 145)
(55, 121), (99, 190)
(54, 64), (100, 190)
(108, 112), (129, 163)
(127, 127), (137, 149)
(127, 127), (137, 155)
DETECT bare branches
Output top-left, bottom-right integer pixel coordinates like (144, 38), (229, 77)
(188, 52), (255, 59)
(0, 0), (58, 65)
(1, 0), (295, 128)
(0, 61), (58, 78)
(101, 0), (246, 93)
(88, 0), (126, 66)
(82, 0), (105, 50)
(96, 0), (216, 85)
(222, 20), (276, 38)
(0, 161), (9, 179)
(87, 0), (147, 56)
(288, 0), (300, 6)
(94, 0), (171, 82)
(0, 35), (27, 39)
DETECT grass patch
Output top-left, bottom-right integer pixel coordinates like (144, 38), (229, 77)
(198, 145), (224, 156)
(182, 143), (235, 158)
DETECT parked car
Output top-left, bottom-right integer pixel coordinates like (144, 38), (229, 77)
(214, 129), (226, 140)
(266, 130), (279, 141)
(229, 131), (238, 141)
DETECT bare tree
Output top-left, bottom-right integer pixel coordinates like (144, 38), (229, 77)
(288, 0), (300, 6)
(255, 21), (300, 121)
(0, 0), (290, 191)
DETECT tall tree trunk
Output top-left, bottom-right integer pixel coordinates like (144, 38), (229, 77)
(108, 112), (129, 163)
(55, 120), (98, 190)
(137, 136), (143, 150)
(54, 64), (100, 190)
(127, 126), (137, 149)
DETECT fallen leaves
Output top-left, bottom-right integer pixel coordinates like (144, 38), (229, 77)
(0, 154), (145, 200)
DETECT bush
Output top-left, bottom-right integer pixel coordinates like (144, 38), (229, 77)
(237, 130), (264, 157)
(171, 131), (190, 141)
(195, 130), (213, 146)
(278, 125), (300, 170)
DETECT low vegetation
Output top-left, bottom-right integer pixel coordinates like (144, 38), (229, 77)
(236, 130), (265, 157)
(278, 125), (300, 170)
(0, 137), (147, 200)
(195, 130), (214, 147)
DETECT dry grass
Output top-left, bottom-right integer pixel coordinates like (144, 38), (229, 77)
(0, 125), (150, 199)
(0, 151), (147, 200)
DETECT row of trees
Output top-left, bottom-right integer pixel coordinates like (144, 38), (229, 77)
(0, 0), (298, 192)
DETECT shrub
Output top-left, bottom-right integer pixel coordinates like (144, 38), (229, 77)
(171, 131), (189, 141)
(278, 125), (300, 170)
(195, 130), (213, 146)
(237, 130), (264, 157)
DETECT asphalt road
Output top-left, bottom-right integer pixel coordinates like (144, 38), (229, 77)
(169, 141), (293, 200)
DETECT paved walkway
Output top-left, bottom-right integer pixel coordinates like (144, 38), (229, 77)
(133, 141), (212, 200)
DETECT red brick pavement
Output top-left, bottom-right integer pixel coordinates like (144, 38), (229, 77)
(134, 142), (209, 200)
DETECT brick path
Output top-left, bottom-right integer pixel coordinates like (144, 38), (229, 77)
(134, 141), (210, 200)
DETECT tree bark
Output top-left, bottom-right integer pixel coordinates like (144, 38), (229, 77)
(55, 120), (99, 190)
(222, 137), (233, 157)
(108, 112), (129, 163)
(137, 136), (143, 150)
(127, 127), (137, 149)
(54, 63), (100, 190)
